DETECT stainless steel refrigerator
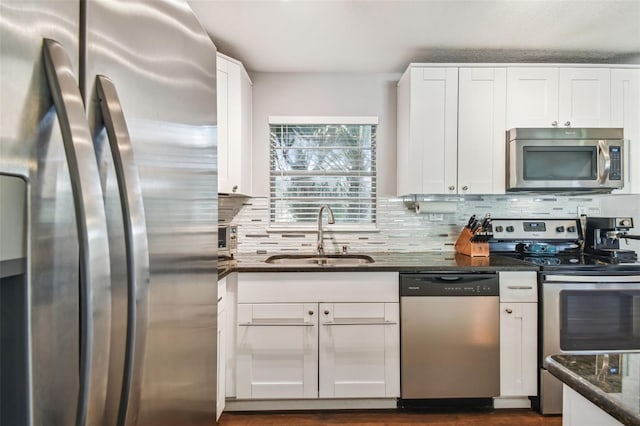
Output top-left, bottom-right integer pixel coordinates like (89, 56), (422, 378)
(0, 1), (218, 424)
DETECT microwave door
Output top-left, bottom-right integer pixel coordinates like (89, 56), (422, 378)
(508, 139), (624, 191)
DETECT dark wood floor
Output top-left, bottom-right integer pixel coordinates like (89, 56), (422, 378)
(219, 409), (562, 425)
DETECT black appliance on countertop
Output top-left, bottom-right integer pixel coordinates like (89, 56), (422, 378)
(584, 216), (640, 263)
(488, 217), (640, 415)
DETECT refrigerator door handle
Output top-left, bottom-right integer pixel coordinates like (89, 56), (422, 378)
(42, 39), (112, 426)
(95, 75), (150, 425)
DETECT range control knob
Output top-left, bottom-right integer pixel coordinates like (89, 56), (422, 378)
(556, 226), (565, 233)
(567, 226), (577, 233)
(506, 226), (515, 232)
(495, 226), (504, 233)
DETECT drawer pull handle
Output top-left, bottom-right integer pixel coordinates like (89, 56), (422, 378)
(323, 321), (398, 326)
(507, 286), (533, 290)
(239, 322), (314, 327)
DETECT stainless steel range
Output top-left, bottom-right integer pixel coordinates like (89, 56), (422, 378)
(490, 217), (640, 415)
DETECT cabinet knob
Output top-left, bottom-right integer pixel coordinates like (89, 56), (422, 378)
(308, 310), (314, 316)
(448, 185), (455, 191)
(324, 310), (330, 315)
(551, 121), (558, 127)
(462, 185), (469, 191)
(505, 308), (513, 314)
(232, 185), (238, 193)
(564, 121), (571, 127)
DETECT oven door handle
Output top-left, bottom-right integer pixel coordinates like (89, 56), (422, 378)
(545, 274), (640, 283)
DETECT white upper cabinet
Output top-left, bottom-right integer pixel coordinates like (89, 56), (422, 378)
(397, 67), (458, 195)
(506, 67), (558, 128)
(397, 65), (506, 195)
(507, 67), (611, 128)
(217, 53), (253, 195)
(457, 68), (507, 194)
(611, 68), (640, 194)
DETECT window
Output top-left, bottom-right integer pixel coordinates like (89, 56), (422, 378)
(269, 116), (377, 227)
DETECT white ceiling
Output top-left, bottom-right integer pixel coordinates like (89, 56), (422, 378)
(188, 0), (640, 73)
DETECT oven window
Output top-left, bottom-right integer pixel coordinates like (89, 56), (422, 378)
(560, 290), (640, 351)
(523, 146), (596, 180)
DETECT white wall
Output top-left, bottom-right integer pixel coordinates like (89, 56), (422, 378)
(249, 72), (402, 197)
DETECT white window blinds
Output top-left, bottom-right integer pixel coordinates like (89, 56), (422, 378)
(269, 117), (377, 225)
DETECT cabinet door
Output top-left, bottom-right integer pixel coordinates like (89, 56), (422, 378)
(216, 296), (226, 420)
(611, 68), (640, 194)
(458, 68), (507, 194)
(559, 68), (611, 127)
(507, 67), (559, 128)
(216, 54), (252, 195)
(236, 303), (318, 399)
(500, 302), (537, 396)
(216, 56), (231, 193)
(318, 303), (399, 398)
(407, 67), (458, 194)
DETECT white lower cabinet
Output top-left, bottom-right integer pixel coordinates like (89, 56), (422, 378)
(234, 272), (400, 401)
(499, 302), (537, 396)
(563, 385), (623, 426)
(216, 277), (227, 420)
(236, 303), (319, 399)
(497, 271), (538, 405)
(319, 303), (400, 398)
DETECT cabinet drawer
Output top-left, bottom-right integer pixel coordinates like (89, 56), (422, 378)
(499, 271), (537, 302)
(238, 272), (399, 303)
(238, 303), (317, 326)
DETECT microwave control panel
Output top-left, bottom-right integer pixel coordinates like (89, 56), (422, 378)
(609, 146), (622, 180)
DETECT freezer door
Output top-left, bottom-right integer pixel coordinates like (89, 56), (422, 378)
(84, 1), (218, 424)
(1, 2), (81, 425)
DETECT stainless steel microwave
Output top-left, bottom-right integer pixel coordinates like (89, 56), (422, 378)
(218, 224), (237, 258)
(506, 128), (625, 192)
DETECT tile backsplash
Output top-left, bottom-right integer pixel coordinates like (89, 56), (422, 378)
(232, 195), (602, 255)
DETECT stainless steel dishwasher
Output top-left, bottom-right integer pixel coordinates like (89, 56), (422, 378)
(400, 273), (500, 402)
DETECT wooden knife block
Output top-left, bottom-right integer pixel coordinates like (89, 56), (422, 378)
(455, 227), (490, 257)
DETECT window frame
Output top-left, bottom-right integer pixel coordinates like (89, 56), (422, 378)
(268, 116), (379, 231)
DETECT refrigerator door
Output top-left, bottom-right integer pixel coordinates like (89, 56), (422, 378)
(42, 38), (112, 426)
(1, 2), (80, 425)
(84, 0), (218, 424)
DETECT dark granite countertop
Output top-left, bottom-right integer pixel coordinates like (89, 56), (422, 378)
(545, 354), (640, 426)
(217, 252), (537, 279)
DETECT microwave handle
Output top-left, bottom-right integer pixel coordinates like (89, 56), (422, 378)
(597, 140), (611, 183)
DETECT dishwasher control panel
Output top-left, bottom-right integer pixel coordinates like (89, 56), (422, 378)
(400, 274), (499, 297)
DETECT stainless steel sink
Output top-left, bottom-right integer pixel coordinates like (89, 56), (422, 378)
(264, 254), (375, 266)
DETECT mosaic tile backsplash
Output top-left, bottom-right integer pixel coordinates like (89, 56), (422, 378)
(232, 195), (603, 255)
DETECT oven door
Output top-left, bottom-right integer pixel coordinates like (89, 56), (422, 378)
(542, 274), (640, 357)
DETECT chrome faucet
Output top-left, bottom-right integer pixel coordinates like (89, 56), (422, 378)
(316, 205), (335, 255)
